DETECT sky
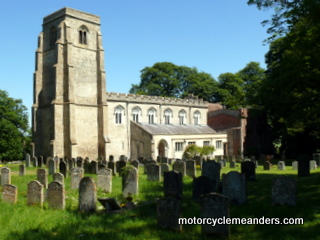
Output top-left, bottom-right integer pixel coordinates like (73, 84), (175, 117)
(0, 0), (272, 123)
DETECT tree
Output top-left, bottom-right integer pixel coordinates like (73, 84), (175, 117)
(0, 90), (30, 160)
(129, 62), (219, 102)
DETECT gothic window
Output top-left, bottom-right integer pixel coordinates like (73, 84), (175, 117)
(164, 109), (172, 125)
(178, 110), (187, 125)
(79, 25), (89, 45)
(193, 111), (201, 125)
(132, 107), (142, 123)
(148, 108), (157, 124)
(115, 106), (124, 124)
(50, 27), (57, 48)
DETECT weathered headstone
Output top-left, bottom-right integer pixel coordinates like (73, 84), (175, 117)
(241, 161), (256, 181)
(219, 160), (226, 168)
(97, 168), (112, 193)
(19, 164), (26, 176)
(272, 175), (296, 206)
(37, 169), (48, 189)
(161, 157), (168, 164)
(59, 161), (67, 178)
(53, 172), (64, 185)
(130, 160), (140, 169)
(277, 161), (286, 170)
(164, 171), (183, 199)
(147, 163), (160, 181)
(1, 167), (11, 186)
(264, 161), (271, 170)
(192, 176), (214, 202)
(157, 198), (182, 231)
(108, 161), (116, 176)
(122, 166), (138, 197)
(27, 180), (43, 207)
(70, 168), (83, 189)
(25, 153), (31, 167)
(79, 177), (96, 213)
(310, 160), (317, 170)
(2, 184), (17, 204)
(48, 158), (55, 175)
(229, 160), (236, 168)
(84, 159), (90, 174)
(173, 160), (186, 177)
(118, 160), (127, 176)
(292, 161), (298, 170)
(32, 156), (38, 167)
(222, 171), (246, 205)
(47, 182), (65, 210)
(90, 160), (98, 174)
(160, 163), (170, 175)
(186, 160), (196, 177)
(200, 193), (230, 237)
(76, 158), (83, 168)
(201, 160), (221, 191)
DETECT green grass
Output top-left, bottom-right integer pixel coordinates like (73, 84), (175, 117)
(1, 161), (320, 240)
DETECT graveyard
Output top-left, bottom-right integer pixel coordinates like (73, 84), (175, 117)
(0, 158), (320, 240)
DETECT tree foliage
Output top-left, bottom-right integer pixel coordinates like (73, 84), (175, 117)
(129, 62), (219, 102)
(182, 144), (215, 160)
(0, 90), (30, 160)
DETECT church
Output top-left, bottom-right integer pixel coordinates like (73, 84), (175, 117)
(31, 7), (228, 161)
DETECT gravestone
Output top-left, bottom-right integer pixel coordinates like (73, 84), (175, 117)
(37, 169), (48, 189)
(79, 177), (96, 213)
(201, 160), (221, 191)
(222, 171), (246, 204)
(118, 160), (127, 176)
(54, 156), (59, 170)
(161, 157), (168, 164)
(70, 168), (83, 189)
(277, 161), (286, 170)
(68, 158), (74, 171)
(1, 167), (11, 186)
(37, 156), (43, 167)
(130, 160), (140, 169)
(313, 153), (320, 166)
(173, 161), (186, 176)
(272, 175), (296, 206)
(298, 156), (310, 177)
(47, 182), (65, 210)
(292, 161), (298, 170)
(53, 172), (64, 185)
(90, 160), (98, 174)
(192, 176), (214, 202)
(48, 158), (55, 175)
(163, 171), (183, 199)
(59, 161), (67, 178)
(122, 166), (138, 197)
(84, 159), (90, 174)
(97, 168), (112, 193)
(310, 160), (317, 170)
(219, 160), (226, 168)
(25, 153), (31, 167)
(229, 160), (236, 168)
(157, 198), (182, 231)
(19, 164), (26, 176)
(108, 161), (116, 176)
(264, 161), (271, 170)
(241, 161), (256, 181)
(76, 158), (83, 168)
(147, 163), (160, 181)
(160, 163), (170, 175)
(200, 193), (230, 237)
(186, 160), (196, 177)
(109, 155), (114, 162)
(32, 156), (38, 167)
(2, 184), (18, 204)
(119, 155), (126, 161)
(27, 180), (43, 207)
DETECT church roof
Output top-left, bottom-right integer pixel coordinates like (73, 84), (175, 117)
(134, 122), (221, 135)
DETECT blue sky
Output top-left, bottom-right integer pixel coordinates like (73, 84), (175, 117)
(0, 0), (272, 122)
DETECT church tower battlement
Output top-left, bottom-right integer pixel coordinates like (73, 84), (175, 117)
(32, 7), (108, 159)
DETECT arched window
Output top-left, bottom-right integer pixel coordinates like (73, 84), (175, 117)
(79, 25), (89, 45)
(148, 108), (157, 124)
(178, 109), (187, 125)
(132, 107), (142, 123)
(114, 105), (125, 124)
(193, 111), (201, 125)
(50, 26), (57, 48)
(164, 109), (172, 125)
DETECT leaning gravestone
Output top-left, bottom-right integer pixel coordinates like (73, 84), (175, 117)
(272, 175), (296, 206)
(97, 168), (112, 193)
(79, 177), (96, 213)
(163, 171), (183, 199)
(1, 167), (11, 186)
(160, 163), (170, 175)
(27, 180), (43, 207)
(173, 161), (186, 177)
(186, 160), (196, 177)
(70, 168), (83, 189)
(157, 198), (182, 231)
(192, 176), (214, 202)
(2, 184), (18, 204)
(47, 182), (65, 210)
(25, 153), (31, 167)
(48, 158), (56, 175)
(264, 161), (271, 170)
(292, 161), (298, 170)
(277, 161), (286, 170)
(53, 172), (64, 185)
(19, 164), (26, 176)
(122, 166), (138, 197)
(222, 171), (246, 205)
(37, 169), (48, 189)
(147, 163), (160, 181)
(241, 161), (256, 181)
(201, 160), (221, 191)
(200, 193), (230, 237)
(310, 160), (317, 170)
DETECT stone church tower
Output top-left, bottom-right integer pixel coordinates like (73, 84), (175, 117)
(32, 8), (108, 159)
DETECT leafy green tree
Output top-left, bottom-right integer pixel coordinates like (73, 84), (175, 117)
(129, 62), (219, 102)
(0, 90), (30, 160)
